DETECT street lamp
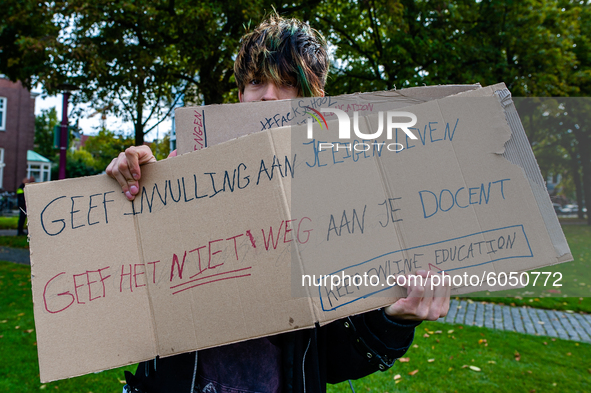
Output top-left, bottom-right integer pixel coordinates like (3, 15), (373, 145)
(57, 84), (78, 180)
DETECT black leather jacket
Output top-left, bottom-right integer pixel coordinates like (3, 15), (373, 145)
(124, 309), (419, 393)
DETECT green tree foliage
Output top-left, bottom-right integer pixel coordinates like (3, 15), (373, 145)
(3, 1), (319, 145)
(54, 0), (188, 146)
(151, 134), (171, 161)
(567, 1), (591, 95)
(35, 110), (138, 176)
(82, 129), (135, 171)
(556, 99), (591, 224)
(314, 0), (581, 96)
(50, 149), (100, 179)
(517, 97), (591, 222)
(34, 107), (59, 160)
(0, 1), (62, 88)
(517, 98), (578, 202)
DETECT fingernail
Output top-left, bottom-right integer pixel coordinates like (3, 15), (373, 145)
(133, 173), (139, 180)
(130, 185), (138, 194)
(416, 269), (427, 275)
(125, 191), (133, 200)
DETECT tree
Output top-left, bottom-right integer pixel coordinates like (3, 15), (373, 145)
(313, 0), (580, 96)
(53, 0), (190, 146)
(562, 99), (591, 224)
(51, 149), (101, 179)
(0, 0), (63, 89)
(567, 0), (591, 95)
(518, 97), (591, 223)
(34, 107), (59, 160)
(3, 0), (321, 146)
(151, 134), (171, 161)
(82, 128), (135, 171)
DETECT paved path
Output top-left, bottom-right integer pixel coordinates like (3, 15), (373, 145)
(435, 299), (591, 343)
(0, 246), (30, 265)
(0, 230), (30, 265)
(0, 229), (24, 236)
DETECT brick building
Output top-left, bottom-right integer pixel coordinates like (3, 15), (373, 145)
(0, 77), (37, 192)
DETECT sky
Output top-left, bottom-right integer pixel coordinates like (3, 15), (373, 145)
(32, 87), (173, 143)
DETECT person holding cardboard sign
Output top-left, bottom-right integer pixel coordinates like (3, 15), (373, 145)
(107, 15), (450, 393)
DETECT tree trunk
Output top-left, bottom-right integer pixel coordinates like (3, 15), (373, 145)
(579, 148), (591, 225)
(571, 100), (591, 225)
(570, 153), (585, 220)
(135, 80), (145, 146)
(200, 71), (225, 105)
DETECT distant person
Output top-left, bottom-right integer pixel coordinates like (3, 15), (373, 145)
(16, 177), (32, 236)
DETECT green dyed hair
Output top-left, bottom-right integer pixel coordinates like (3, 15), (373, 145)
(234, 16), (329, 97)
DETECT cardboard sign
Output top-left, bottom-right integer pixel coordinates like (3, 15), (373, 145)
(174, 84), (483, 154)
(26, 84), (571, 382)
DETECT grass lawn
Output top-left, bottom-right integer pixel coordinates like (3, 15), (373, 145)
(0, 215), (29, 249)
(0, 223), (588, 391)
(0, 235), (29, 249)
(0, 261), (135, 393)
(0, 216), (18, 230)
(2, 260), (591, 392)
(558, 217), (588, 224)
(328, 321), (591, 392)
(467, 224), (591, 313)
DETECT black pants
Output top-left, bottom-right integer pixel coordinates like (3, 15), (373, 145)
(17, 209), (26, 235)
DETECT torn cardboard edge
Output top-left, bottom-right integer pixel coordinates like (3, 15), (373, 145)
(442, 84), (571, 296)
(494, 89), (570, 260)
(288, 84), (571, 308)
(465, 84), (570, 259)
